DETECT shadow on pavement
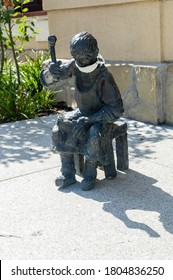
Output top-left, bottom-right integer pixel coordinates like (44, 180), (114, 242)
(126, 121), (173, 159)
(59, 169), (173, 238)
(0, 118), (54, 166)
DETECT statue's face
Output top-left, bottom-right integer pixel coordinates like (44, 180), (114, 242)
(74, 51), (97, 67)
(70, 32), (99, 67)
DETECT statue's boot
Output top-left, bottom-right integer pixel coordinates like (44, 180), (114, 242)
(81, 160), (97, 191)
(55, 153), (76, 187)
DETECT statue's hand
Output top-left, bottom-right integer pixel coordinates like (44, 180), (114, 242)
(56, 113), (64, 124)
(69, 116), (90, 140)
(49, 61), (62, 76)
(57, 114), (75, 125)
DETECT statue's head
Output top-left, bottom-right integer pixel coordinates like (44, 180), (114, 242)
(70, 32), (99, 67)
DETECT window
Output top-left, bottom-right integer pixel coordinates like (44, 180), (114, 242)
(24, 0), (43, 12)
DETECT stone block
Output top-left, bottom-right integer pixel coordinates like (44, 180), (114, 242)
(107, 63), (167, 124)
(107, 64), (133, 94)
(166, 65), (173, 125)
(135, 66), (157, 106)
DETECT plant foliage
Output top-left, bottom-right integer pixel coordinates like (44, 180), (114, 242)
(0, 1), (55, 123)
(0, 52), (54, 123)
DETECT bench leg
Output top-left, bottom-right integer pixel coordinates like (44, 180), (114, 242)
(103, 139), (117, 179)
(116, 133), (129, 170)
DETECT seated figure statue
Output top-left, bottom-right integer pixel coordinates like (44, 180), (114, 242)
(40, 31), (124, 191)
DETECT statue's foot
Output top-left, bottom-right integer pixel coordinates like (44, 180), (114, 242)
(55, 176), (76, 188)
(104, 163), (117, 180)
(81, 179), (95, 191)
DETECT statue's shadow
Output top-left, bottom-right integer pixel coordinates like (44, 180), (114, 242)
(59, 169), (173, 238)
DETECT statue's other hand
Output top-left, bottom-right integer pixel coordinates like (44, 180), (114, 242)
(49, 61), (62, 75)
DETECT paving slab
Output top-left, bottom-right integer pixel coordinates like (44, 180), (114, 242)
(0, 116), (173, 260)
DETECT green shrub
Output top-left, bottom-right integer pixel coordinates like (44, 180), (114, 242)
(0, 1), (55, 123)
(0, 53), (55, 123)
(20, 52), (46, 95)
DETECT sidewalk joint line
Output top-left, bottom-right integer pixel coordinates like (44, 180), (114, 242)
(0, 166), (57, 183)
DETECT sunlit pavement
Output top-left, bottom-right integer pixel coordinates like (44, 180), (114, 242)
(1, 115), (173, 259)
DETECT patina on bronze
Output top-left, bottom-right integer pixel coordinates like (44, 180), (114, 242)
(40, 32), (124, 191)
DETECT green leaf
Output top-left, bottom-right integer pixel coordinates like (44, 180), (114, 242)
(22, 8), (28, 13)
(23, 0), (30, 4)
(14, 5), (21, 10)
(13, 12), (21, 17)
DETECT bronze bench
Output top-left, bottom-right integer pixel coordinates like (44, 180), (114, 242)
(74, 119), (129, 179)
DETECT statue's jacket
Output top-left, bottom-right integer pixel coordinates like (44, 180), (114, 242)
(41, 59), (124, 165)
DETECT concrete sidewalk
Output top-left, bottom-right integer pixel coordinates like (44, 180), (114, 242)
(0, 115), (173, 260)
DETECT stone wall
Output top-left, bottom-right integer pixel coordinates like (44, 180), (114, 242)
(165, 65), (173, 125)
(112, 62), (173, 125)
(108, 63), (168, 125)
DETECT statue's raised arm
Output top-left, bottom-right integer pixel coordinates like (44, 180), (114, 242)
(40, 35), (74, 88)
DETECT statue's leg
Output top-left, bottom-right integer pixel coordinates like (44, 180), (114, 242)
(84, 123), (101, 161)
(55, 152), (76, 188)
(80, 123), (101, 191)
(81, 159), (97, 191)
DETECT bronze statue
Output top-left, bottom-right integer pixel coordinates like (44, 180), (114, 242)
(40, 31), (124, 191)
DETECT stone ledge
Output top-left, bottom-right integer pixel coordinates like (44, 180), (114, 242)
(107, 63), (168, 125)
